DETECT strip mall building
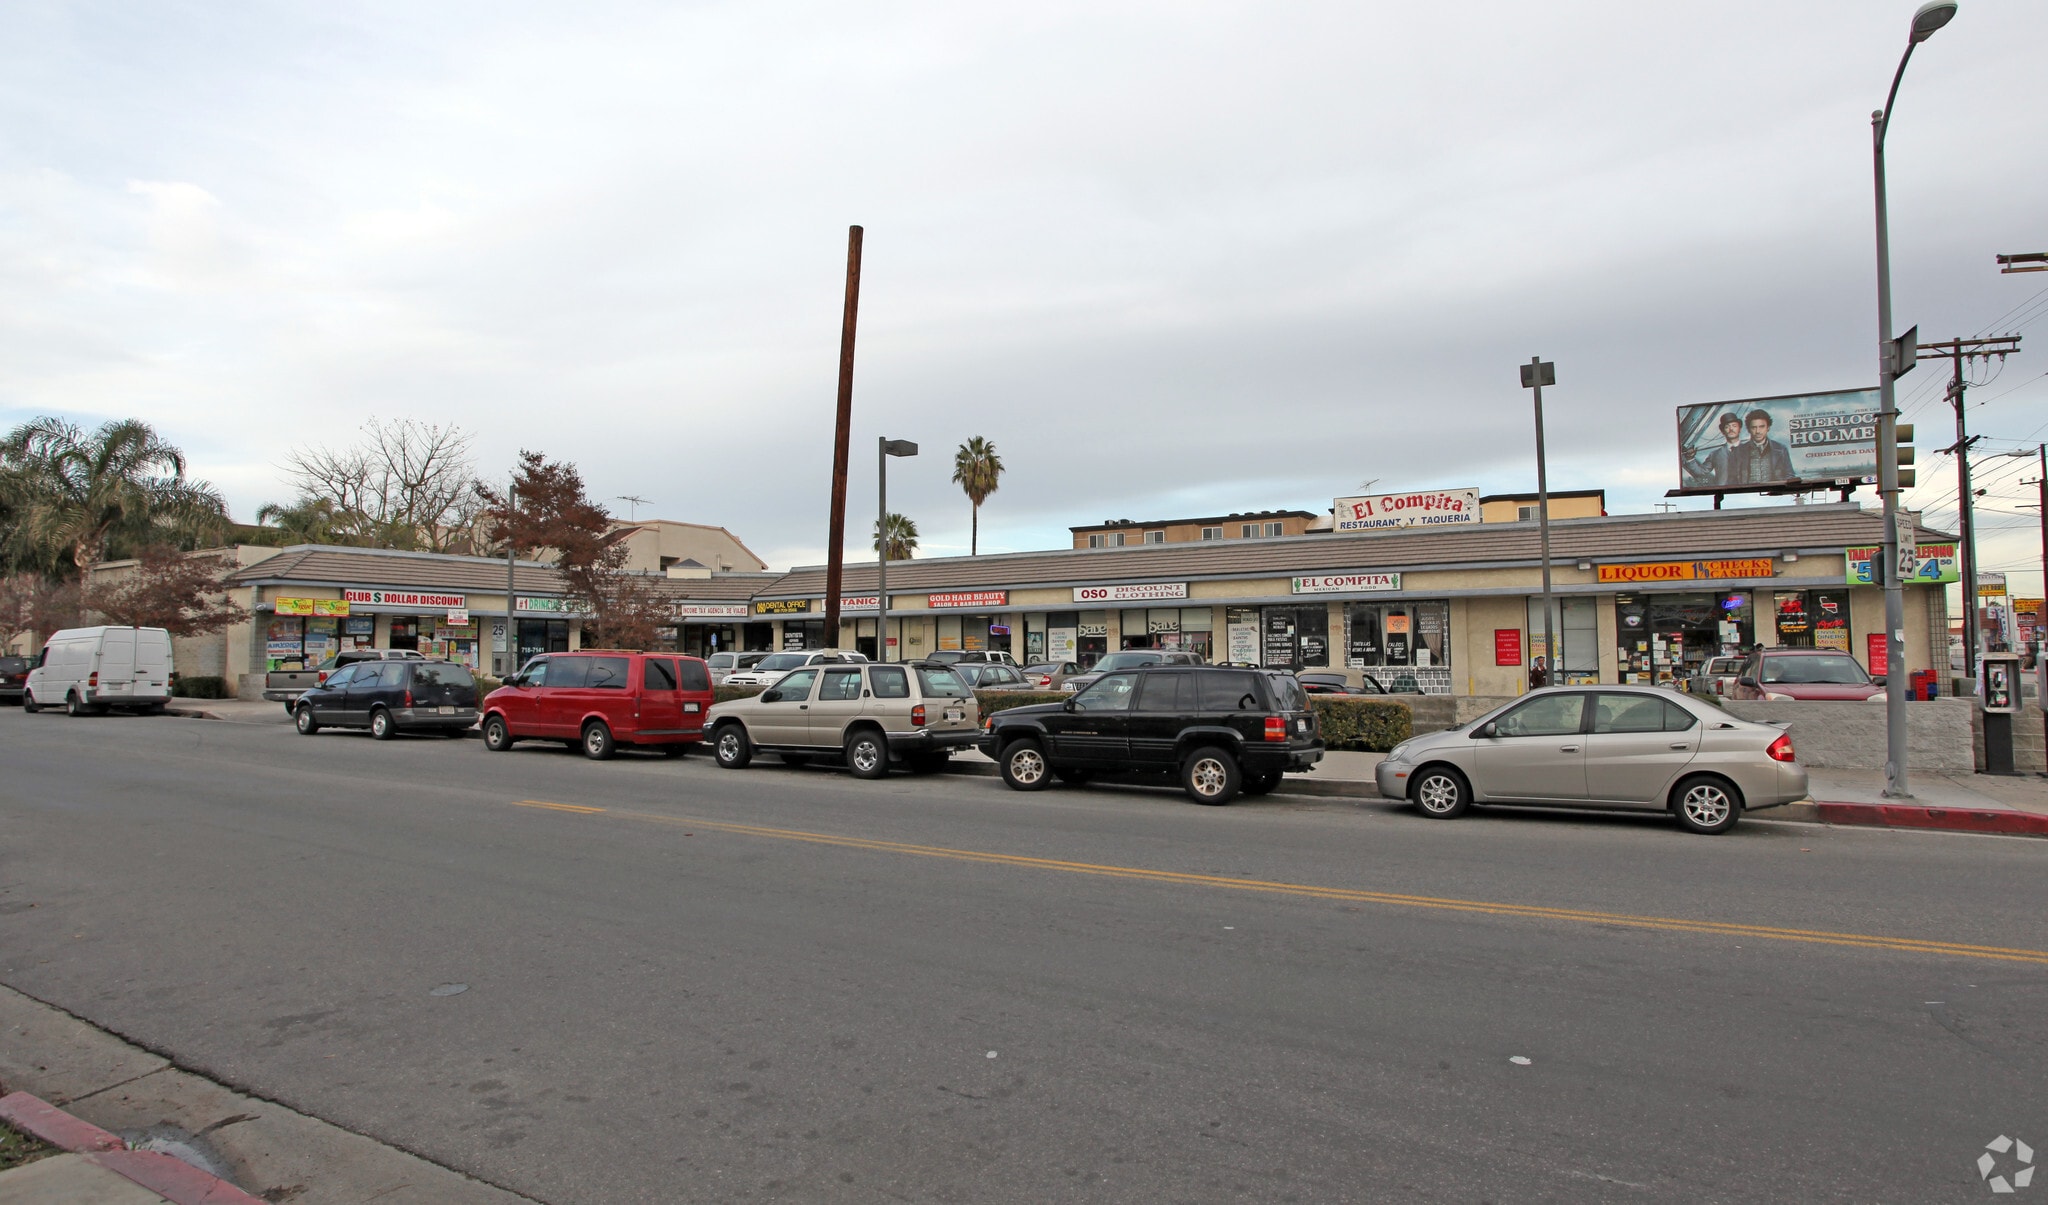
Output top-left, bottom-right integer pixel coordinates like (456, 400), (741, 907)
(201, 502), (1951, 699)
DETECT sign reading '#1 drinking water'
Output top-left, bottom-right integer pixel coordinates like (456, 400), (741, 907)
(1332, 489), (1479, 531)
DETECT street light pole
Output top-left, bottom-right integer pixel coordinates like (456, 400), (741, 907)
(1871, 0), (1958, 799)
(1520, 356), (1557, 684)
(876, 438), (918, 662)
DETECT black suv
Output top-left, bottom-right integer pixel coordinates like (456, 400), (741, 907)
(293, 659), (480, 739)
(978, 665), (1322, 805)
(0, 655), (30, 704)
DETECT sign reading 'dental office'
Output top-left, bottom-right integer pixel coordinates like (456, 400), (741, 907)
(927, 591), (1008, 609)
(342, 588), (465, 609)
(1846, 544), (1958, 585)
(754, 599), (811, 614)
(1072, 582), (1188, 603)
(1332, 489), (1478, 532)
(1675, 387), (1878, 492)
(1292, 573), (1402, 594)
(1596, 559), (1775, 584)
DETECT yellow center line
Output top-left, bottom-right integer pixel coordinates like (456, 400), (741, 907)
(512, 799), (607, 814)
(512, 800), (2048, 967)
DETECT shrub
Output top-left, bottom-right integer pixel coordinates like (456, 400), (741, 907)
(714, 685), (765, 705)
(473, 673), (502, 696)
(171, 675), (230, 699)
(974, 690), (1070, 716)
(1310, 696), (1412, 751)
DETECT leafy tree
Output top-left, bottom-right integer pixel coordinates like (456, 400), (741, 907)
(873, 512), (919, 561)
(0, 418), (228, 575)
(0, 573), (82, 648)
(253, 497), (363, 547)
(85, 547), (244, 635)
(950, 436), (1004, 556)
(478, 451), (668, 649)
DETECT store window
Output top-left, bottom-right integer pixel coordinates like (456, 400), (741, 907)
(1144, 530), (1165, 544)
(388, 617), (420, 651)
(1260, 606), (1329, 670)
(1615, 592), (1756, 687)
(1346, 601), (1452, 692)
(1087, 533), (1127, 548)
(1525, 597), (1598, 684)
(1200, 527), (1223, 541)
(784, 619), (825, 650)
(1771, 589), (1852, 652)
(1077, 611), (1109, 668)
(517, 619), (570, 665)
(1115, 608), (1214, 660)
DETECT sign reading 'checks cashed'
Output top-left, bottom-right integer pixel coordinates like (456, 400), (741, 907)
(1596, 559), (1775, 584)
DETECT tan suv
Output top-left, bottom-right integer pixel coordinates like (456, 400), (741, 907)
(707, 661), (980, 778)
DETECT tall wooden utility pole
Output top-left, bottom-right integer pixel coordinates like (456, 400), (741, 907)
(1920, 333), (2021, 677)
(823, 226), (864, 648)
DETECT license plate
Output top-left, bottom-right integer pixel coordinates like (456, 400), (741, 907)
(1296, 719), (1308, 732)
(438, 706), (454, 714)
(944, 708), (964, 722)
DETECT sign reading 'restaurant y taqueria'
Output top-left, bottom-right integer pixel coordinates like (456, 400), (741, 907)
(1292, 573), (1402, 594)
(1333, 489), (1479, 532)
(1596, 559), (1776, 584)
(343, 588), (465, 608)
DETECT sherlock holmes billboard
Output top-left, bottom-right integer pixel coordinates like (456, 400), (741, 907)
(1675, 388), (1878, 493)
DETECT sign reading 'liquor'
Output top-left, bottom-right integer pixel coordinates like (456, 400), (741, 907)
(343, 588), (465, 609)
(1292, 573), (1402, 594)
(1072, 582), (1188, 603)
(1595, 559), (1775, 584)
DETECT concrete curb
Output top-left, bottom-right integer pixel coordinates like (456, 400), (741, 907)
(0, 1090), (266, 1204)
(1812, 800), (2048, 837)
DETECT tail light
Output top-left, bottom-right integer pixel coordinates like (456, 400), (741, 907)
(1766, 733), (1795, 763)
(404, 688), (414, 707)
(88, 671), (99, 688)
(1264, 715), (1287, 743)
(318, 671), (329, 685)
(911, 704), (926, 727)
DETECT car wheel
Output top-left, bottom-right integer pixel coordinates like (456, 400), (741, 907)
(295, 705), (320, 735)
(582, 720), (616, 760)
(713, 724), (752, 769)
(1242, 770), (1283, 796)
(999, 739), (1053, 791)
(1672, 774), (1742, 835)
(846, 730), (888, 780)
(66, 692), (87, 717)
(284, 702), (298, 717)
(1181, 745), (1241, 806)
(483, 715), (514, 751)
(370, 707), (396, 740)
(21, 690), (39, 714)
(1411, 765), (1470, 819)
(1054, 768), (1090, 787)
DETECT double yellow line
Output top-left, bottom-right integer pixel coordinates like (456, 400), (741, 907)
(510, 800), (2048, 967)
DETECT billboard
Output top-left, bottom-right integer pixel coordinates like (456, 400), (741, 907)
(1675, 388), (1877, 492)
(1333, 489), (1479, 531)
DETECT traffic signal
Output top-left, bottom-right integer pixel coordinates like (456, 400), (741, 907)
(1894, 422), (1916, 489)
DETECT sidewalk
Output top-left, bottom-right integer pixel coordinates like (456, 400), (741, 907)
(163, 696), (292, 723)
(0, 986), (531, 1204)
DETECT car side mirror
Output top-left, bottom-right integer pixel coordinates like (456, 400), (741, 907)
(1871, 675), (1886, 686)
(1738, 677), (1757, 688)
(1062, 699), (1077, 712)
(1471, 721), (1497, 739)
(762, 689), (782, 703)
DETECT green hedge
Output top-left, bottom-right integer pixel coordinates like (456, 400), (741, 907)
(1310, 696), (1412, 751)
(714, 685), (765, 705)
(171, 675), (231, 699)
(974, 690), (1070, 716)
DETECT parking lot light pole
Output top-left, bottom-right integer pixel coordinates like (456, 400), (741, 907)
(1872, 0), (1958, 799)
(1520, 357), (1557, 683)
(877, 438), (918, 662)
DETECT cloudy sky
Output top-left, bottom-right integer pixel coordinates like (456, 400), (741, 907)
(3, 1), (2045, 592)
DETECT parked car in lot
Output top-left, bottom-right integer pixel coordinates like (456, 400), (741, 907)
(265, 648), (427, 713)
(294, 659), (480, 739)
(1374, 686), (1805, 835)
(924, 650), (1020, 667)
(0, 655), (30, 704)
(952, 662), (1038, 691)
(1725, 649), (1885, 701)
(980, 665), (1322, 805)
(1020, 661), (1082, 690)
(707, 650), (772, 685)
(723, 649), (864, 688)
(481, 651), (714, 759)
(1686, 655), (1746, 697)
(1061, 649), (1205, 694)
(707, 660), (980, 778)
(1296, 667), (1422, 695)
(23, 626), (173, 715)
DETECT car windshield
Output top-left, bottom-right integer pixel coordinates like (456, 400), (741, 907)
(413, 663), (474, 688)
(914, 666), (969, 697)
(754, 653), (812, 672)
(1761, 655), (1872, 685)
(1092, 652), (1164, 672)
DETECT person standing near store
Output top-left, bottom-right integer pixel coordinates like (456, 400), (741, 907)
(1528, 655), (1550, 690)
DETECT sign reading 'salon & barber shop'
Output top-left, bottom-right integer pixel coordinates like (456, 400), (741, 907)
(1595, 558), (1775, 584)
(1292, 573), (1401, 594)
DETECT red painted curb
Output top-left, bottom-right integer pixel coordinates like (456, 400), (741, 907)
(87, 1149), (267, 1205)
(0, 1090), (122, 1153)
(1814, 801), (2048, 836)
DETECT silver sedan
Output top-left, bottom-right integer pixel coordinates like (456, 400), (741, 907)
(1373, 686), (1807, 834)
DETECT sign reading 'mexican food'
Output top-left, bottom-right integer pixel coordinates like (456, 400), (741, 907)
(343, 588), (465, 608)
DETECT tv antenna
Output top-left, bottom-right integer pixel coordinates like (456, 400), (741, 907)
(616, 494), (651, 520)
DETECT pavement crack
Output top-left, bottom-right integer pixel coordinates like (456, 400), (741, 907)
(63, 1065), (168, 1106)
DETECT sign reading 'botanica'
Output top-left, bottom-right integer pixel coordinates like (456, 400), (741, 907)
(1292, 573), (1402, 594)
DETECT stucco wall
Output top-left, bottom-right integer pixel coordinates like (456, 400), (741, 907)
(1721, 698), (1974, 772)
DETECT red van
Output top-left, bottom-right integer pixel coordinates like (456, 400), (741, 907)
(481, 651), (713, 759)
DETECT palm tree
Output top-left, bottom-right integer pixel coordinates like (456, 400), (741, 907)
(873, 512), (919, 561)
(253, 497), (364, 547)
(1, 418), (228, 574)
(950, 436), (1003, 555)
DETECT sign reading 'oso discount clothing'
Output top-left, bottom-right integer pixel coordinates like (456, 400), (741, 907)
(1072, 582), (1188, 603)
(343, 588), (465, 609)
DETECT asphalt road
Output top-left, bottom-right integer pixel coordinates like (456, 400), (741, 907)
(2, 706), (2045, 1203)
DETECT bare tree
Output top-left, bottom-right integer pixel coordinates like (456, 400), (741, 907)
(270, 419), (480, 551)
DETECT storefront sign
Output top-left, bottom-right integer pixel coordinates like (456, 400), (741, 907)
(1867, 632), (1890, 678)
(1072, 582), (1187, 602)
(276, 596), (350, 616)
(1596, 559), (1775, 584)
(515, 596), (565, 613)
(314, 599), (350, 617)
(274, 596), (315, 616)
(755, 599), (812, 614)
(1292, 573), (1402, 594)
(1494, 629), (1522, 667)
(1846, 544), (1958, 585)
(1077, 623), (1108, 638)
(927, 591), (1008, 609)
(344, 588), (466, 609)
(1333, 489), (1479, 531)
(673, 603), (749, 618)
(1048, 629), (1078, 661)
(1978, 574), (2008, 598)
(445, 608), (468, 625)
(1227, 622), (1259, 664)
(839, 596), (879, 610)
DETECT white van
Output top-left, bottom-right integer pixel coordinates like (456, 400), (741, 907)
(24, 626), (174, 716)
